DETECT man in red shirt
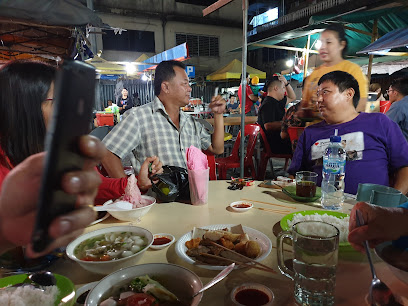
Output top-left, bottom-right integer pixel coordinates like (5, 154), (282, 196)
(238, 73), (258, 115)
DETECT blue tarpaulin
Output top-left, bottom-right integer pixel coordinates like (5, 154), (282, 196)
(138, 43), (189, 71)
(358, 27), (408, 54)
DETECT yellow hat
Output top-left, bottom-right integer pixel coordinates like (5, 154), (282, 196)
(251, 76), (259, 85)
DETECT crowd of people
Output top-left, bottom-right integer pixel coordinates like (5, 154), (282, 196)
(0, 22), (407, 261)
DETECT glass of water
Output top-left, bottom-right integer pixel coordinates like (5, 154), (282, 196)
(277, 221), (340, 305)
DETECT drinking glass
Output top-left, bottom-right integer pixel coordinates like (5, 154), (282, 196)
(295, 171), (318, 197)
(277, 221), (340, 305)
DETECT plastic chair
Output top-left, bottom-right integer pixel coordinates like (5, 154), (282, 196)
(257, 126), (292, 181)
(203, 150), (217, 180)
(380, 100), (391, 113)
(215, 124), (260, 179)
(287, 126), (305, 143)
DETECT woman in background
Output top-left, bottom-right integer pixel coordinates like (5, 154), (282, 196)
(300, 23), (368, 115)
(365, 83), (384, 113)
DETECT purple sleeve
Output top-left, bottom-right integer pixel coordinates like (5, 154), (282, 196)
(384, 116), (408, 171)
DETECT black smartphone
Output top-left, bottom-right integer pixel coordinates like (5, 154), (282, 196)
(31, 60), (96, 253)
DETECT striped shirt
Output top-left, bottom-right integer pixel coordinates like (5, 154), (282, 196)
(103, 97), (211, 171)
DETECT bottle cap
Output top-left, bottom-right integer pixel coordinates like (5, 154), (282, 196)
(330, 129), (341, 142)
(330, 135), (341, 142)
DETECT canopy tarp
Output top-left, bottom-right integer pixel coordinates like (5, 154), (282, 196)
(85, 57), (126, 75)
(0, 0), (104, 27)
(357, 27), (408, 54)
(0, 0), (106, 62)
(138, 43), (190, 71)
(231, 6), (408, 58)
(135, 54), (149, 62)
(206, 59), (266, 81)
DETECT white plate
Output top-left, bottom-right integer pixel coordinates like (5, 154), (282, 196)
(175, 224), (272, 270)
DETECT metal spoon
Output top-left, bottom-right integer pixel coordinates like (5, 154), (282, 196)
(355, 210), (401, 306)
(93, 201), (133, 212)
(192, 263), (235, 298)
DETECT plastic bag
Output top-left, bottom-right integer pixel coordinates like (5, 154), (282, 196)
(151, 166), (190, 202)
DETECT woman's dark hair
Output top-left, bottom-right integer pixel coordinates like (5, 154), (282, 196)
(318, 70), (360, 108)
(323, 23), (348, 58)
(154, 60), (186, 96)
(0, 60), (56, 167)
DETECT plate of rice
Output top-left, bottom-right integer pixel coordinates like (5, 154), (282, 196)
(0, 273), (75, 306)
(280, 210), (352, 250)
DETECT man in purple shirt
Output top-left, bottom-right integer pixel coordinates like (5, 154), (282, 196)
(288, 71), (408, 195)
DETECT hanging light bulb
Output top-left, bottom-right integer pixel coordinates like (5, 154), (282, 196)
(286, 59), (294, 67)
(141, 74), (148, 81)
(315, 39), (322, 50)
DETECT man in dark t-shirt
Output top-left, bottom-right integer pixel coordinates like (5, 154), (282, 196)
(257, 77), (292, 154)
(117, 88), (134, 114)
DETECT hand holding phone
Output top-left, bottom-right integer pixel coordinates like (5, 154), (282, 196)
(31, 60), (96, 253)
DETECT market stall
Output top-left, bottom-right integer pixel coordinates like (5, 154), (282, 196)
(206, 59), (266, 81)
(0, 0), (105, 63)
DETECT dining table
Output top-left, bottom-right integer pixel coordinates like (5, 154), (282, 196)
(24, 181), (408, 305)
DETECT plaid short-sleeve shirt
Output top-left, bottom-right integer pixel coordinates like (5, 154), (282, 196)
(103, 97), (212, 171)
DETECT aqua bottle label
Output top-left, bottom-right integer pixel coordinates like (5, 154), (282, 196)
(323, 159), (345, 175)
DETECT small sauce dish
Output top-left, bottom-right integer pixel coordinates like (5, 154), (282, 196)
(149, 233), (175, 250)
(231, 283), (274, 306)
(75, 281), (99, 305)
(230, 201), (253, 212)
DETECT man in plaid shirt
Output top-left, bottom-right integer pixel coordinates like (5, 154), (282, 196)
(101, 60), (225, 183)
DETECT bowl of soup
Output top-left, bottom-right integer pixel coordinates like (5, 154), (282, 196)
(85, 263), (203, 306)
(66, 226), (153, 275)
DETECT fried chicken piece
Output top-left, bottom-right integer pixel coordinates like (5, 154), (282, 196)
(219, 237), (235, 250)
(185, 237), (201, 249)
(234, 241), (247, 254)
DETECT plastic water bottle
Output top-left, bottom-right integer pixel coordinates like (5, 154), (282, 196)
(321, 129), (346, 210)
